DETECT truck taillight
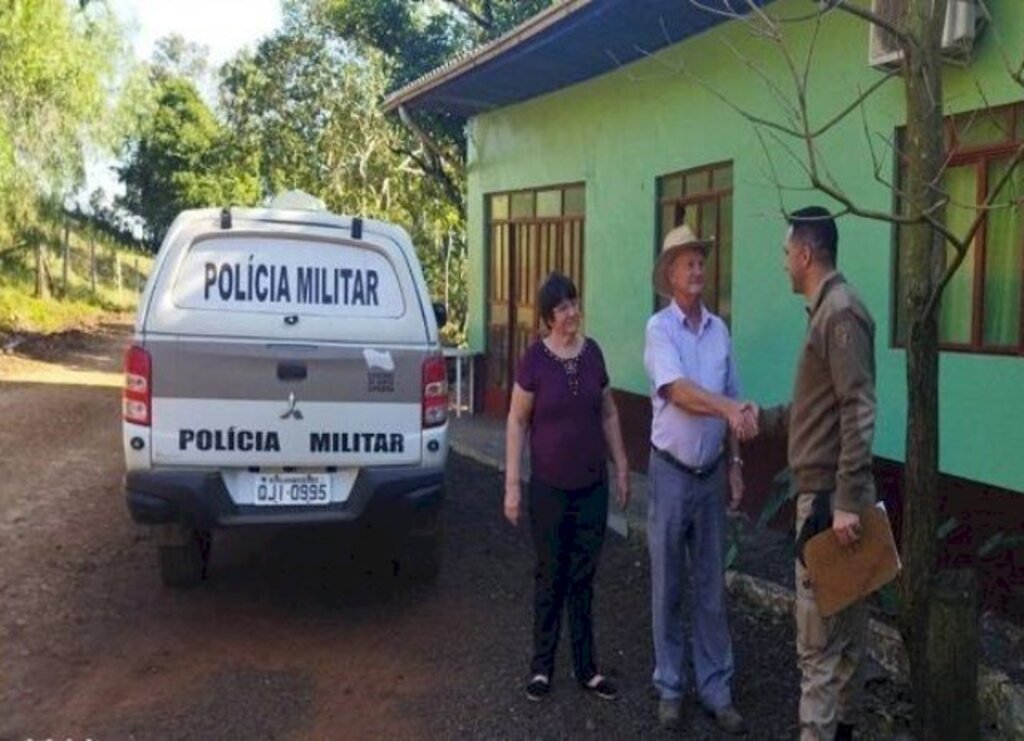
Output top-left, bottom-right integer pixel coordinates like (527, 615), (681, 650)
(123, 345), (152, 426)
(422, 355), (448, 428)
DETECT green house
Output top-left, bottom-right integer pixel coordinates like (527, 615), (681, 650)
(386, 0), (1024, 610)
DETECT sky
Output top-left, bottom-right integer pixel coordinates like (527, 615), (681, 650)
(110, 0), (283, 69)
(86, 0), (283, 208)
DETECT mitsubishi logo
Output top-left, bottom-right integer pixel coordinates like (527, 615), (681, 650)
(280, 392), (304, 420)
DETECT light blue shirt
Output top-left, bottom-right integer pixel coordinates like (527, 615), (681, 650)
(643, 301), (741, 469)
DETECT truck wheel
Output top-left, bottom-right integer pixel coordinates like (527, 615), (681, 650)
(158, 528), (210, 587)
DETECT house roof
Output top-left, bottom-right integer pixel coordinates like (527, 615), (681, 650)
(383, 0), (771, 117)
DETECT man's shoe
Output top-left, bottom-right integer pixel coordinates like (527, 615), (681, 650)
(707, 704), (747, 735)
(658, 699), (682, 730)
(835, 722), (855, 740)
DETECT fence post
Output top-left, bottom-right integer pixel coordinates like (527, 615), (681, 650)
(89, 235), (96, 293)
(35, 240), (49, 299)
(62, 220), (70, 297)
(115, 251), (122, 302)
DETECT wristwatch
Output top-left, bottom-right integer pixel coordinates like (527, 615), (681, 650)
(730, 456), (744, 467)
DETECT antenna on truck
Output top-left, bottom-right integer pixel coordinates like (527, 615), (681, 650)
(220, 208), (232, 230)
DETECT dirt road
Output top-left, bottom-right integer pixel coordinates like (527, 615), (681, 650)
(1, 324), (815, 740)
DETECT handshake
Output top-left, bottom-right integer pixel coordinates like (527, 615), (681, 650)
(726, 400), (759, 442)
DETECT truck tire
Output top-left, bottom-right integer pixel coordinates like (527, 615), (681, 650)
(158, 529), (210, 587)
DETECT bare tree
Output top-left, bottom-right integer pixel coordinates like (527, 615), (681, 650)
(631, 1), (1024, 736)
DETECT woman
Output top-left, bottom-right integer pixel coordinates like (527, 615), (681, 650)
(504, 271), (631, 703)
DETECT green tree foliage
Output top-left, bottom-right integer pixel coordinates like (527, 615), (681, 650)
(307, 0), (551, 87)
(115, 1), (558, 341)
(117, 73), (260, 247)
(219, 18), (467, 340)
(152, 33), (211, 85)
(278, 0), (554, 341)
(304, 0), (553, 183)
(0, 0), (128, 246)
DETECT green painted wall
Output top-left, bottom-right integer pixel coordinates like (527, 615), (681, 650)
(465, 0), (1024, 493)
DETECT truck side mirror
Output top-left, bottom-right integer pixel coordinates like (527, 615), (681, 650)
(433, 302), (448, 329)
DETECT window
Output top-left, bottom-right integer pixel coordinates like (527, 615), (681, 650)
(894, 102), (1024, 353)
(656, 162), (734, 323)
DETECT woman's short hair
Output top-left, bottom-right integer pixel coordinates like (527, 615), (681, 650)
(538, 272), (578, 327)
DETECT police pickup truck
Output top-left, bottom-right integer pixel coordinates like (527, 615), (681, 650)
(122, 192), (448, 586)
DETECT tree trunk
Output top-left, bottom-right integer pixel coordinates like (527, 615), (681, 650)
(925, 569), (980, 739)
(898, 1), (981, 736)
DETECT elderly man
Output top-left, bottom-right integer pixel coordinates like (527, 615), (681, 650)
(757, 206), (876, 741)
(643, 224), (753, 734)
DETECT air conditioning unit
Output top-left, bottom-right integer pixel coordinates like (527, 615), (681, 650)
(868, 0), (984, 69)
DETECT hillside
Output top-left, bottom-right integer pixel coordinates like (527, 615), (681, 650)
(0, 226), (151, 338)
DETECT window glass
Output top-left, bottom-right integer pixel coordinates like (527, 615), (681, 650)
(712, 166), (733, 190)
(563, 186), (585, 216)
(954, 108), (1012, 149)
(536, 190), (562, 218)
(684, 170), (709, 195)
(661, 176), (683, 200)
(490, 194), (509, 221)
(510, 192), (534, 219)
(937, 164), (978, 345)
(982, 159), (1023, 346)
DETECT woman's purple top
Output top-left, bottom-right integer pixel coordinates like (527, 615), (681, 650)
(516, 337), (609, 490)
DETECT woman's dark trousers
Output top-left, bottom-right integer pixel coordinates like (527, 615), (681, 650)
(528, 479), (608, 682)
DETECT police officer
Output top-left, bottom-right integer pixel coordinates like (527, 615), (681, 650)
(758, 206), (877, 741)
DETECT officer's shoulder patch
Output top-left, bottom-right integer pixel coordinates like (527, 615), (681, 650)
(833, 320), (852, 350)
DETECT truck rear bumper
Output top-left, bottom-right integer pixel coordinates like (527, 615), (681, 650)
(126, 465), (443, 529)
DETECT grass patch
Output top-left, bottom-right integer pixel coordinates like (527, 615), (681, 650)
(0, 230), (151, 335)
(0, 282), (126, 335)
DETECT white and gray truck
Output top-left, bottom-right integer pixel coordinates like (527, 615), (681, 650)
(121, 193), (449, 586)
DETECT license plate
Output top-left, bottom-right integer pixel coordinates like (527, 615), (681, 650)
(253, 473), (332, 506)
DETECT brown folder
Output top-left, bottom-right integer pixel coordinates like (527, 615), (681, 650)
(803, 503), (901, 617)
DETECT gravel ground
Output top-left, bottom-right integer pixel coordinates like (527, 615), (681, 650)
(0, 325), (917, 739)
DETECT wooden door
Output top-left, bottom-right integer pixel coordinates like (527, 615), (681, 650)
(484, 188), (585, 415)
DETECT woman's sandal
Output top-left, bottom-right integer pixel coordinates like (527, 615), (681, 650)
(581, 673), (617, 701)
(525, 674), (551, 702)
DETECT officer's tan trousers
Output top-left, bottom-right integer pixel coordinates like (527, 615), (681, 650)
(794, 492), (869, 741)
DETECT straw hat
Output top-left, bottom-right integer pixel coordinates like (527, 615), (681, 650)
(652, 224), (713, 298)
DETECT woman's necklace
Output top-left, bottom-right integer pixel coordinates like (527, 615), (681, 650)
(542, 335), (586, 396)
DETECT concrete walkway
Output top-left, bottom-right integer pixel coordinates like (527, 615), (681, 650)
(448, 414), (645, 538)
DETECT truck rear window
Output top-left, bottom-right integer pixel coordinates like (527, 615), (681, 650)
(171, 236), (405, 318)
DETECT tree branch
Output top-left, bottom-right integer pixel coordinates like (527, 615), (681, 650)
(812, 70), (898, 138)
(441, 0), (492, 32)
(396, 105), (465, 216)
(831, 0), (913, 47)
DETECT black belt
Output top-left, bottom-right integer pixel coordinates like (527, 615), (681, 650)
(651, 446), (723, 479)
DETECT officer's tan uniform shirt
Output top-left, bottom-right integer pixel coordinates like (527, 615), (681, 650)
(761, 272), (877, 512)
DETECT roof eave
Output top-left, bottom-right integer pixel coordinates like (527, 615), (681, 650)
(382, 0), (592, 114)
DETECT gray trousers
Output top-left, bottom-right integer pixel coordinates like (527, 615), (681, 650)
(795, 492), (868, 740)
(647, 454), (734, 710)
